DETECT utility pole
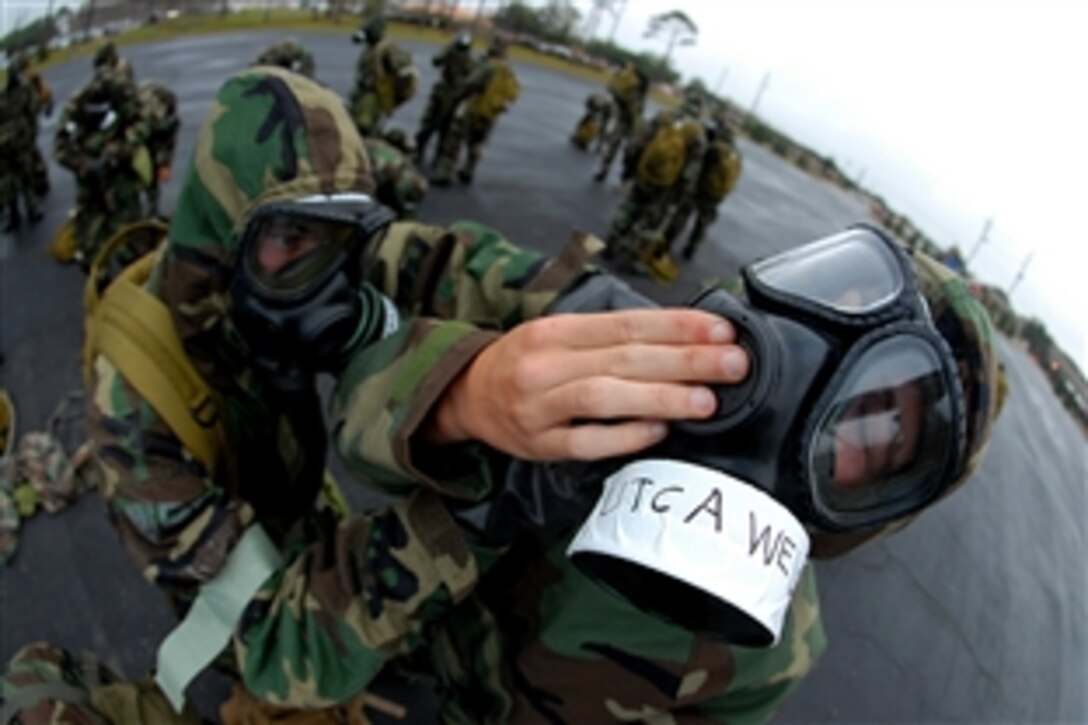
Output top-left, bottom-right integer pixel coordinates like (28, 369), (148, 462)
(714, 66), (729, 96)
(748, 72), (771, 119)
(1008, 250), (1035, 297)
(967, 216), (993, 264)
(608, 0), (626, 43)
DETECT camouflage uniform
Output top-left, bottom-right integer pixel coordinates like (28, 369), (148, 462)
(594, 62), (648, 182)
(349, 18), (414, 137)
(663, 126), (743, 261)
(432, 37), (519, 186)
(54, 67), (147, 267)
(605, 102), (707, 269)
(1, 55), (48, 232)
(83, 67), (835, 721)
(137, 80), (179, 216)
(414, 34), (476, 165)
(252, 39), (316, 79)
(363, 136), (428, 217)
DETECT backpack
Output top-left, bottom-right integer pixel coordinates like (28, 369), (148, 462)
(469, 61), (519, 121)
(81, 220), (228, 476)
(636, 119), (693, 188)
(700, 140), (742, 201)
(376, 43), (418, 112)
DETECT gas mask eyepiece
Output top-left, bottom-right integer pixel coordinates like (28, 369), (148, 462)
(229, 193), (399, 390)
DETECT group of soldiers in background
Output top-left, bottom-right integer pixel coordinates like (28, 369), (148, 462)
(10, 17), (733, 285)
(572, 61), (744, 281)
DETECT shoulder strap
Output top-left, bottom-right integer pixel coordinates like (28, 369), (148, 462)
(88, 253), (226, 474)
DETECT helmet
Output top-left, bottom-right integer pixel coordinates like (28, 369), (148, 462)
(353, 16), (386, 45)
(455, 32), (473, 49)
(93, 41), (118, 70)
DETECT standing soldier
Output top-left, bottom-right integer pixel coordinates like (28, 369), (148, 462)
(413, 32), (475, 166)
(570, 90), (613, 151)
(252, 38), (316, 79)
(432, 34), (520, 187)
(604, 89), (706, 275)
(662, 117), (743, 261)
(1, 53), (47, 232)
(53, 69), (147, 268)
(137, 80), (180, 217)
(593, 61), (648, 182)
(348, 16), (419, 137)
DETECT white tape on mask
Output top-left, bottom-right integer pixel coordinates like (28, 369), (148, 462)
(567, 459), (810, 645)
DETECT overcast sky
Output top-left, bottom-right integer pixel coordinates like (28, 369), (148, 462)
(575, 0), (1086, 370)
(3, 0), (1084, 368)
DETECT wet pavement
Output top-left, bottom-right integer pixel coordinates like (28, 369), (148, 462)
(1, 30), (1085, 722)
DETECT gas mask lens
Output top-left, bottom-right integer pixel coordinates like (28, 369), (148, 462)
(808, 334), (959, 528)
(245, 213), (359, 294)
(749, 227), (904, 314)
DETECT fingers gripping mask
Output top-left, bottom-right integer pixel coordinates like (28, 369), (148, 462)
(229, 193), (400, 391)
(567, 226), (968, 646)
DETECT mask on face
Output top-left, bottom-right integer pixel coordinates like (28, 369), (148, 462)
(461, 226), (968, 648)
(229, 193), (400, 391)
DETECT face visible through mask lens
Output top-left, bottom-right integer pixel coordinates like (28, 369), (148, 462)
(246, 213), (358, 294)
(832, 380), (925, 488)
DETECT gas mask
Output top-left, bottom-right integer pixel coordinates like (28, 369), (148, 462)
(464, 225), (967, 647)
(229, 193), (400, 391)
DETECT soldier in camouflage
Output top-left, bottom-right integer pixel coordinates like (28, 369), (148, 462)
(662, 117), (743, 261)
(605, 89), (707, 273)
(54, 65), (148, 267)
(1, 53), (48, 232)
(432, 35), (520, 187)
(85, 66), (751, 720)
(594, 61), (649, 183)
(413, 32), (476, 166)
(349, 16), (416, 137)
(252, 38), (316, 79)
(137, 80), (179, 217)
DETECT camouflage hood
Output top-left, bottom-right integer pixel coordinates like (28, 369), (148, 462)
(157, 67), (375, 381)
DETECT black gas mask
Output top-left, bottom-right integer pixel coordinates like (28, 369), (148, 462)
(229, 193), (400, 391)
(464, 225), (967, 647)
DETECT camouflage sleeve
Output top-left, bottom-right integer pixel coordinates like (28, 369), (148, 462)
(88, 354), (480, 707)
(697, 565), (827, 723)
(334, 221), (602, 496)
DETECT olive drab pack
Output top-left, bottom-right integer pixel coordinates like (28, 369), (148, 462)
(636, 119), (694, 187)
(608, 64), (641, 104)
(469, 61), (519, 121)
(80, 220), (229, 478)
(376, 43), (418, 112)
(700, 140), (742, 201)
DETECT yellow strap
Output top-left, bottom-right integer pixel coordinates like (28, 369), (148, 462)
(92, 268), (225, 473)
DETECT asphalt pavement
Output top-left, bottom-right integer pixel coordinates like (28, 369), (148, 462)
(0, 29), (1085, 723)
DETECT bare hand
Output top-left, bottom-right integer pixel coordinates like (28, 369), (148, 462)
(428, 309), (750, 461)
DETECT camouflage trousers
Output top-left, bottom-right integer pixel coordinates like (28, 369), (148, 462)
(0, 142), (44, 221)
(606, 180), (674, 263)
(73, 173), (146, 267)
(664, 195), (720, 259)
(595, 106), (637, 180)
(414, 86), (460, 164)
(434, 113), (495, 185)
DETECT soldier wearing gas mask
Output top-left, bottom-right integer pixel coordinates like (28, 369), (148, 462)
(84, 67), (746, 719)
(54, 65), (146, 267)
